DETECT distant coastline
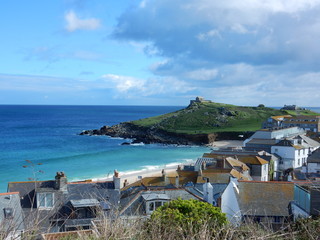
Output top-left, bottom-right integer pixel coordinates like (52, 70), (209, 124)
(81, 100), (319, 145)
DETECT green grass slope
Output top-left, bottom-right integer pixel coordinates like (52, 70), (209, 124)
(132, 102), (318, 134)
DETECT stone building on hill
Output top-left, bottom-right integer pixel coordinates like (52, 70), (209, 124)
(189, 96), (212, 105)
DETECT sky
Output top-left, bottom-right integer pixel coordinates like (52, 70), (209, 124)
(1, 0), (320, 106)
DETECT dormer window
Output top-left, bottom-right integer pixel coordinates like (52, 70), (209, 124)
(142, 193), (170, 215)
(147, 201), (166, 213)
(3, 208), (14, 219)
(37, 192), (54, 209)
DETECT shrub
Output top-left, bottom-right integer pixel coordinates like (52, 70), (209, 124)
(148, 198), (227, 238)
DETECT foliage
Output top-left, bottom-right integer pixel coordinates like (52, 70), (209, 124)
(290, 217), (320, 240)
(132, 101), (319, 134)
(148, 198), (227, 237)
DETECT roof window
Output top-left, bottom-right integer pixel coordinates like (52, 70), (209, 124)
(3, 208), (14, 219)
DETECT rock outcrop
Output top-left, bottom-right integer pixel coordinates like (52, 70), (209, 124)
(80, 122), (251, 145)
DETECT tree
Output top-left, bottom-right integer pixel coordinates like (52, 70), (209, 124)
(258, 104), (265, 108)
(148, 198), (227, 237)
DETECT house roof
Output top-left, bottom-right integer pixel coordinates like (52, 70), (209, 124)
(121, 170), (199, 191)
(142, 193), (170, 201)
(237, 181), (294, 217)
(0, 192), (25, 232)
(271, 115), (292, 121)
(7, 176), (120, 232)
(283, 115), (320, 121)
(225, 157), (250, 171)
(237, 156), (268, 165)
(196, 172), (231, 184)
(246, 139), (277, 145)
(120, 188), (201, 216)
(274, 138), (313, 150)
(299, 135), (320, 148)
(308, 148), (320, 163)
(70, 199), (100, 208)
(186, 183), (228, 205)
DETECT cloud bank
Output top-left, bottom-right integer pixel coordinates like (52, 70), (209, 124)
(109, 0), (320, 106)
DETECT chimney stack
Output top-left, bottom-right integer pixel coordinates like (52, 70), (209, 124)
(203, 178), (213, 204)
(113, 170), (121, 190)
(55, 172), (68, 192)
(175, 176), (179, 188)
(123, 179), (129, 188)
(162, 169), (169, 185)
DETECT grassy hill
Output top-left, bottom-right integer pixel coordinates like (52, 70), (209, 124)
(132, 102), (318, 134)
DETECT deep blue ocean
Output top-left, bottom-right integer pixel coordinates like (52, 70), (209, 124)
(1, 105), (319, 193)
(0, 105), (209, 192)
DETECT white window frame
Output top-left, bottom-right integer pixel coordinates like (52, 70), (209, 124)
(37, 192), (54, 209)
(146, 200), (168, 214)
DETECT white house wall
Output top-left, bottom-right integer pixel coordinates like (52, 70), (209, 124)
(221, 179), (241, 225)
(271, 146), (309, 170)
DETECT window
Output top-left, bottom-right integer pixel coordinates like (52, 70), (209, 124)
(274, 216), (281, 223)
(3, 208), (13, 219)
(155, 201), (162, 208)
(147, 201), (167, 214)
(37, 192), (54, 209)
(149, 202), (154, 212)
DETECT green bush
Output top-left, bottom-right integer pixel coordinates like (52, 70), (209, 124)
(148, 198), (227, 237)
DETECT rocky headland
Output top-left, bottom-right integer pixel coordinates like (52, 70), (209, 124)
(80, 122), (251, 145)
(80, 99), (318, 145)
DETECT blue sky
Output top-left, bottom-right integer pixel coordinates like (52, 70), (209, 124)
(1, 0), (320, 106)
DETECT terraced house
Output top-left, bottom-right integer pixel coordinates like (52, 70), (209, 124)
(282, 115), (320, 132)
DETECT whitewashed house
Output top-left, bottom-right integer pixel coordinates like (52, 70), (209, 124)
(271, 136), (320, 170)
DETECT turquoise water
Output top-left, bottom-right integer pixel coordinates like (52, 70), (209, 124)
(0, 105), (208, 192)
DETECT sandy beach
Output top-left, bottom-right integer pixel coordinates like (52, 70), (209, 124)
(93, 164), (178, 187)
(93, 140), (243, 186)
(207, 140), (244, 148)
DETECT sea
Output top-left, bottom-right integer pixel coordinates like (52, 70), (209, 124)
(0, 105), (210, 192)
(1, 105), (320, 193)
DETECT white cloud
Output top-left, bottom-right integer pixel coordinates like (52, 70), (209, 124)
(65, 10), (101, 32)
(102, 73), (193, 98)
(185, 68), (218, 81)
(102, 74), (145, 93)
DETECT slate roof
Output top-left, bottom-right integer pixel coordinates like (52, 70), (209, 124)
(246, 139), (277, 145)
(237, 181), (294, 217)
(120, 188), (201, 216)
(0, 192), (25, 232)
(7, 177), (120, 232)
(308, 148), (320, 163)
(187, 183), (228, 205)
(196, 172), (232, 183)
(299, 135), (320, 148)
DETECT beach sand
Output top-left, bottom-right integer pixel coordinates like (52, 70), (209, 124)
(94, 164), (178, 187)
(94, 140), (243, 186)
(207, 140), (244, 148)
